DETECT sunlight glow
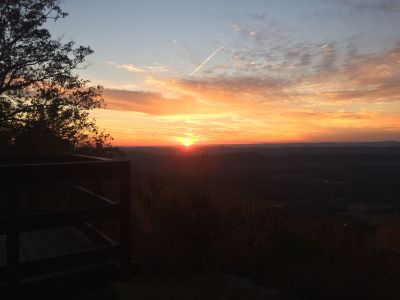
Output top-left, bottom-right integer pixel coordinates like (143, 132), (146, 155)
(177, 137), (196, 147)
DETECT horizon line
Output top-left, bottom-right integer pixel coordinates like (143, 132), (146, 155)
(115, 140), (400, 148)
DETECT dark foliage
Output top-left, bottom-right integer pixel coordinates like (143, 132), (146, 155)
(132, 172), (400, 300)
(125, 148), (400, 300)
(0, 0), (115, 156)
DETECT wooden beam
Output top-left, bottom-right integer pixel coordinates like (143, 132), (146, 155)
(0, 204), (120, 234)
(0, 160), (130, 184)
(118, 163), (132, 279)
(5, 187), (19, 287)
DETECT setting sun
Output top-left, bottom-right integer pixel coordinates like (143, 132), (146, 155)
(177, 137), (196, 147)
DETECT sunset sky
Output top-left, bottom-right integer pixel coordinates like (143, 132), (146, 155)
(48, 0), (400, 146)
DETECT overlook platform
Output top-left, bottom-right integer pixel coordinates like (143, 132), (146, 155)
(0, 155), (132, 288)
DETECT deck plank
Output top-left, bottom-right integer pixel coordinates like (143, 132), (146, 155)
(0, 225), (117, 284)
(53, 227), (84, 253)
(19, 233), (39, 262)
(39, 229), (71, 257)
(26, 231), (57, 259)
(0, 235), (6, 266)
(61, 227), (95, 251)
(18, 238), (28, 263)
(1, 226), (111, 265)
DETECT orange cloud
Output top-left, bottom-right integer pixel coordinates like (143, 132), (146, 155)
(103, 89), (220, 115)
(96, 43), (400, 145)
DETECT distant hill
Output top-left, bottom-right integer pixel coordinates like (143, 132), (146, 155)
(122, 141), (400, 156)
(124, 144), (400, 208)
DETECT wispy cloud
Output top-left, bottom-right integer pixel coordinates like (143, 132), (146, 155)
(333, 0), (400, 13)
(105, 61), (169, 74)
(117, 64), (146, 73)
(318, 0), (400, 18)
(104, 41), (400, 114)
(102, 88), (214, 115)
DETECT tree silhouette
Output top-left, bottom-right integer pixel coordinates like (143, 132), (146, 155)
(0, 0), (114, 156)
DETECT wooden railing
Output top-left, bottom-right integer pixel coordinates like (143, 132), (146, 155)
(0, 155), (132, 286)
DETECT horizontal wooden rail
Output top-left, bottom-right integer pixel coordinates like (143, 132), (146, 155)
(0, 203), (119, 234)
(0, 160), (130, 183)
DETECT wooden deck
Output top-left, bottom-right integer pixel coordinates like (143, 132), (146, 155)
(0, 226), (114, 266)
(0, 155), (132, 287)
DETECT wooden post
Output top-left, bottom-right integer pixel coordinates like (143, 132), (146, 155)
(6, 186), (19, 287)
(118, 162), (132, 279)
(94, 178), (103, 231)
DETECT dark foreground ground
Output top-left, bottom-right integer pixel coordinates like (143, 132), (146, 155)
(53, 273), (297, 300)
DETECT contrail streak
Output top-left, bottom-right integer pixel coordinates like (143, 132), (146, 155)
(190, 46), (224, 76)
